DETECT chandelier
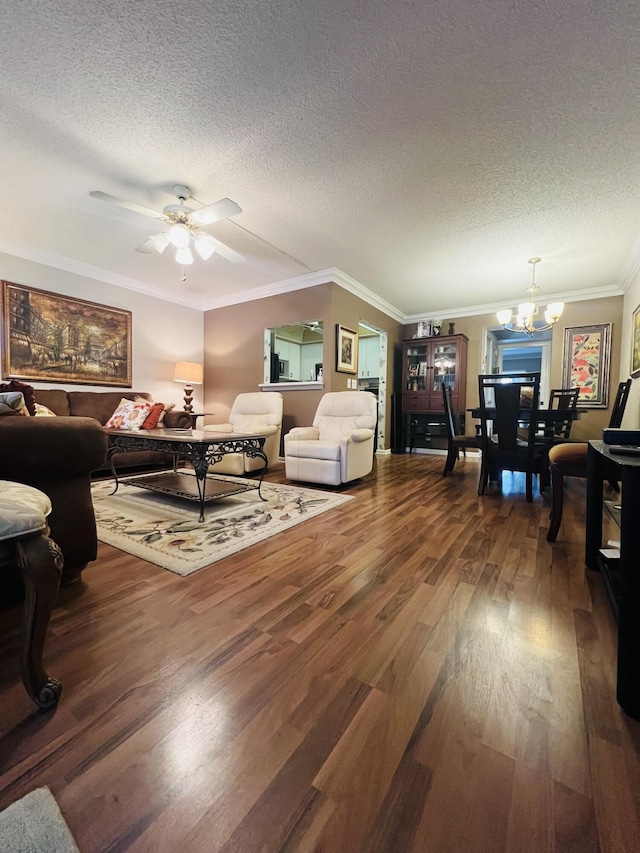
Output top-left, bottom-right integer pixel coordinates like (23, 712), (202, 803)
(496, 258), (564, 335)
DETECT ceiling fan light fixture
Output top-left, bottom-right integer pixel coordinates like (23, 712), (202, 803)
(176, 246), (194, 265)
(168, 223), (191, 248)
(195, 233), (216, 260)
(149, 231), (170, 253)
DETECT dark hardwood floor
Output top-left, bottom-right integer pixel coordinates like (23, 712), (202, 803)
(1, 453), (639, 852)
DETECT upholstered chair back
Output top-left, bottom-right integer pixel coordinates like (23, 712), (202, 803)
(204, 391), (284, 474)
(312, 392), (377, 441)
(229, 392), (284, 435)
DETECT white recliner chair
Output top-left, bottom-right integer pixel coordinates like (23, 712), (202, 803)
(203, 392), (283, 474)
(284, 391), (377, 485)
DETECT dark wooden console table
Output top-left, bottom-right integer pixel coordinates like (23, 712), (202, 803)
(105, 428), (268, 522)
(586, 440), (640, 720)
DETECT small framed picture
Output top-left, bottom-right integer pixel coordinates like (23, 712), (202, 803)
(632, 304), (640, 378)
(335, 324), (358, 374)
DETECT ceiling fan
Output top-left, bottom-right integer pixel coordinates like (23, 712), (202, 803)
(89, 184), (245, 266)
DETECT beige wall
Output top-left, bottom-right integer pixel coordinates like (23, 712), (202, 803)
(0, 252), (204, 409)
(405, 295), (624, 439)
(620, 267), (640, 429)
(203, 281), (403, 449)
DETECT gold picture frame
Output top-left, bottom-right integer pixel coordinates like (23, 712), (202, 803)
(632, 304), (640, 378)
(2, 280), (132, 387)
(335, 324), (358, 374)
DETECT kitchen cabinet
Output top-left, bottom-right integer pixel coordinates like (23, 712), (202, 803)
(358, 335), (380, 379)
(301, 342), (323, 381)
(275, 338), (301, 380)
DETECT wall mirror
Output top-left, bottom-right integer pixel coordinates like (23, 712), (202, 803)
(266, 321), (324, 383)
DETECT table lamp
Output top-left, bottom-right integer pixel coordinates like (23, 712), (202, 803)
(173, 361), (203, 412)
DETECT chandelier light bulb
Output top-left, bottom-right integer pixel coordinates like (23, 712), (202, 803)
(546, 302), (564, 322)
(175, 246), (194, 265)
(168, 224), (191, 248)
(518, 302), (535, 321)
(496, 309), (512, 325)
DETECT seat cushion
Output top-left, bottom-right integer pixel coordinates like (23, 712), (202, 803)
(0, 481), (52, 541)
(549, 443), (587, 465)
(285, 440), (341, 461)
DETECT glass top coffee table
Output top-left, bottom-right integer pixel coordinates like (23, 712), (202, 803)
(104, 428), (268, 522)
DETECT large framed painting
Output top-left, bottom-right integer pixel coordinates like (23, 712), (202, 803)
(2, 281), (132, 386)
(335, 324), (358, 374)
(561, 323), (611, 408)
(631, 304), (640, 378)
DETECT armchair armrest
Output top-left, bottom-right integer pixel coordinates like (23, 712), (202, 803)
(287, 426), (319, 442)
(164, 410), (193, 428)
(203, 423), (233, 434)
(348, 428), (374, 443)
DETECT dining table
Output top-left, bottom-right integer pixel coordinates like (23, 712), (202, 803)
(468, 406), (580, 430)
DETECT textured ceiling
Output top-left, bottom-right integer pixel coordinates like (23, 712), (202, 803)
(0, 0), (638, 316)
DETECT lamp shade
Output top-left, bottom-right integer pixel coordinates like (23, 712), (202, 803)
(173, 361), (203, 385)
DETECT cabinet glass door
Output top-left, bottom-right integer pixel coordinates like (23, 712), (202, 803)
(406, 344), (427, 391)
(432, 343), (457, 394)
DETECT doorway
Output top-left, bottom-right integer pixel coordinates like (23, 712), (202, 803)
(483, 327), (553, 405)
(358, 322), (388, 451)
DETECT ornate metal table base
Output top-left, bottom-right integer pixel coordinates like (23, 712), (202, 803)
(105, 430), (268, 522)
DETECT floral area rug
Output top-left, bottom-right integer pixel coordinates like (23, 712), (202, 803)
(91, 473), (353, 576)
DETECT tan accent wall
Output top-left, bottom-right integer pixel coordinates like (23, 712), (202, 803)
(404, 295), (623, 440)
(203, 281), (403, 450)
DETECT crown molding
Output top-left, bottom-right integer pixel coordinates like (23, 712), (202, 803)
(2, 238), (627, 326)
(325, 268), (406, 323)
(403, 283), (625, 323)
(201, 266), (405, 322)
(619, 233), (640, 293)
(0, 239), (204, 310)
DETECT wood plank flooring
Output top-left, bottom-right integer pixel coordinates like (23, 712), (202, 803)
(1, 453), (639, 852)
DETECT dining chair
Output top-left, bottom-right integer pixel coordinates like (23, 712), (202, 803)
(547, 379), (631, 541)
(442, 383), (477, 476)
(538, 387), (580, 445)
(477, 372), (549, 502)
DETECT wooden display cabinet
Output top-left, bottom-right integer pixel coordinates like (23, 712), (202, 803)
(401, 334), (468, 449)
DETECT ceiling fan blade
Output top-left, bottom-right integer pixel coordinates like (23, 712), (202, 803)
(190, 198), (242, 226)
(208, 237), (246, 264)
(90, 190), (161, 220)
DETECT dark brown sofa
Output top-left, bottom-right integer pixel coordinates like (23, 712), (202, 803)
(34, 389), (192, 472)
(0, 389), (191, 585)
(0, 416), (108, 585)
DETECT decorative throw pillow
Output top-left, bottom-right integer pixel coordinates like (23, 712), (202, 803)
(33, 402), (57, 417)
(0, 379), (36, 415)
(105, 398), (153, 430)
(0, 391), (26, 416)
(142, 402), (165, 429)
(135, 397), (175, 426)
(157, 402), (175, 424)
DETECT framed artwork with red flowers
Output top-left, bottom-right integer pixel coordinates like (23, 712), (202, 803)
(561, 323), (611, 408)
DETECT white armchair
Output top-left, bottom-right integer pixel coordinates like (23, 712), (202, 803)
(203, 392), (283, 475)
(284, 391), (377, 485)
